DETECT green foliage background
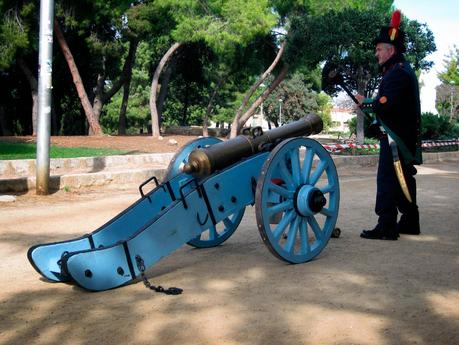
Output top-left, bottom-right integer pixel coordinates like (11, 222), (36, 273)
(0, 0), (445, 141)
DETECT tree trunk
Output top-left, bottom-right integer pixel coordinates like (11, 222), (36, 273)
(233, 64), (289, 137)
(202, 115), (209, 137)
(17, 58), (38, 136)
(0, 105), (12, 136)
(203, 78), (225, 137)
(118, 39), (139, 135)
(150, 42), (183, 137)
(54, 19), (103, 136)
(118, 81), (129, 135)
(93, 100), (103, 129)
(356, 108), (364, 144)
(356, 67), (369, 144)
(230, 41), (287, 138)
(157, 61), (175, 128)
(89, 73), (105, 135)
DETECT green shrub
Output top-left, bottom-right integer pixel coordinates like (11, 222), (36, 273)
(421, 113), (459, 140)
(347, 117), (356, 135)
(349, 112), (459, 141)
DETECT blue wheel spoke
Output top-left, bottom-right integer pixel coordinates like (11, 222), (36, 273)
(266, 199), (293, 216)
(208, 225), (218, 240)
(299, 218), (310, 255)
(285, 215), (300, 253)
(256, 137), (339, 264)
(307, 216), (324, 242)
(268, 182), (295, 199)
(278, 159), (295, 189)
(222, 217), (234, 230)
(189, 208), (244, 248)
(310, 159), (328, 186)
(273, 210), (295, 240)
(301, 148), (315, 184)
(320, 207), (333, 217)
(289, 149), (301, 186)
(320, 183), (336, 194)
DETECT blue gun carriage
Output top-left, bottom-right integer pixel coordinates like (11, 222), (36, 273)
(28, 113), (340, 292)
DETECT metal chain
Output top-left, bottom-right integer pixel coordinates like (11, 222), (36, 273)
(135, 255), (183, 295)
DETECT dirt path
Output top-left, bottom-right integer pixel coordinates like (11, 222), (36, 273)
(1, 162), (458, 345)
(1, 133), (337, 155)
(1, 135), (200, 154)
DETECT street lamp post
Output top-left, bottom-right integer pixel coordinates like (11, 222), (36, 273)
(279, 99), (283, 126)
(36, 0), (55, 195)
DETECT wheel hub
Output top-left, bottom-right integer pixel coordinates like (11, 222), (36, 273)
(295, 185), (326, 216)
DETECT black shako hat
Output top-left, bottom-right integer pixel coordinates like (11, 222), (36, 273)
(373, 9), (406, 53)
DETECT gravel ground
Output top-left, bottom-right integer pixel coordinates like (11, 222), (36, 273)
(0, 160), (458, 345)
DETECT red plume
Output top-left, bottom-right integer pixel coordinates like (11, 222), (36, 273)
(390, 10), (401, 29)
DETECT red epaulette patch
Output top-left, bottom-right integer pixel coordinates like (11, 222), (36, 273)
(379, 96), (387, 104)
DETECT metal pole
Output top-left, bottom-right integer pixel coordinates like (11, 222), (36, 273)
(36, 0), (54, 195)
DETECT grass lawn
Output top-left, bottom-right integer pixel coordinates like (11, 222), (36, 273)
(0, 141), (128, 160)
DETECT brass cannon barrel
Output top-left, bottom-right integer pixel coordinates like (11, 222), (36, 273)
(182, 113), (323, 177)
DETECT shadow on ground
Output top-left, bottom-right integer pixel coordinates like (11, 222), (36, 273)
(1, 161), (458, 344)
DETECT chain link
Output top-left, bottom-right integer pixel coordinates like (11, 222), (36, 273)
(135, 255), (183, 295)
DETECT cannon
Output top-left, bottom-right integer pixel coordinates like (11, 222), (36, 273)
(28, 114), (340, 292)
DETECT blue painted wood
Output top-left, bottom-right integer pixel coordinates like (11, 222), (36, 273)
(255, 138), (340, 263)
(166, 137), (247, 248)
(187, 153), (269, 247)
(27, 174), (183, 282)
(203, 153), (268, 222)
(64, 189), (212, 291)
(186, 209), (245, 248)
(28, 237), (93, 282)
(63, 153), (269, 291)
(28, 139), (340, 291)
(165, 137), (222, 181)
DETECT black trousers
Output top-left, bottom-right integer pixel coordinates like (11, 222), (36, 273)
(375, 137), (419, 230)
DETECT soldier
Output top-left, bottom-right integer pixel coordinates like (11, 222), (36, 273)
(356, 10), (422, 240)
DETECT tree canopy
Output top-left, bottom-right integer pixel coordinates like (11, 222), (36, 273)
(287, 6), (435, 142)
(263, 71), (332, 130)
(0, 0), (439, 139)
(438, 46), (459, 85)
(436, 47), (459, 122)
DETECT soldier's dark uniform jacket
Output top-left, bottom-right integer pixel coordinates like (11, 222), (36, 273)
(359, 9), (421, 239)
(360, 52), (422, 235)
(362, 53), (422, 165)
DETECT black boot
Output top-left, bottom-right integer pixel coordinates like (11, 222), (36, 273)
(360, 224), (398, 241)
(397, 214), (420, 235)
